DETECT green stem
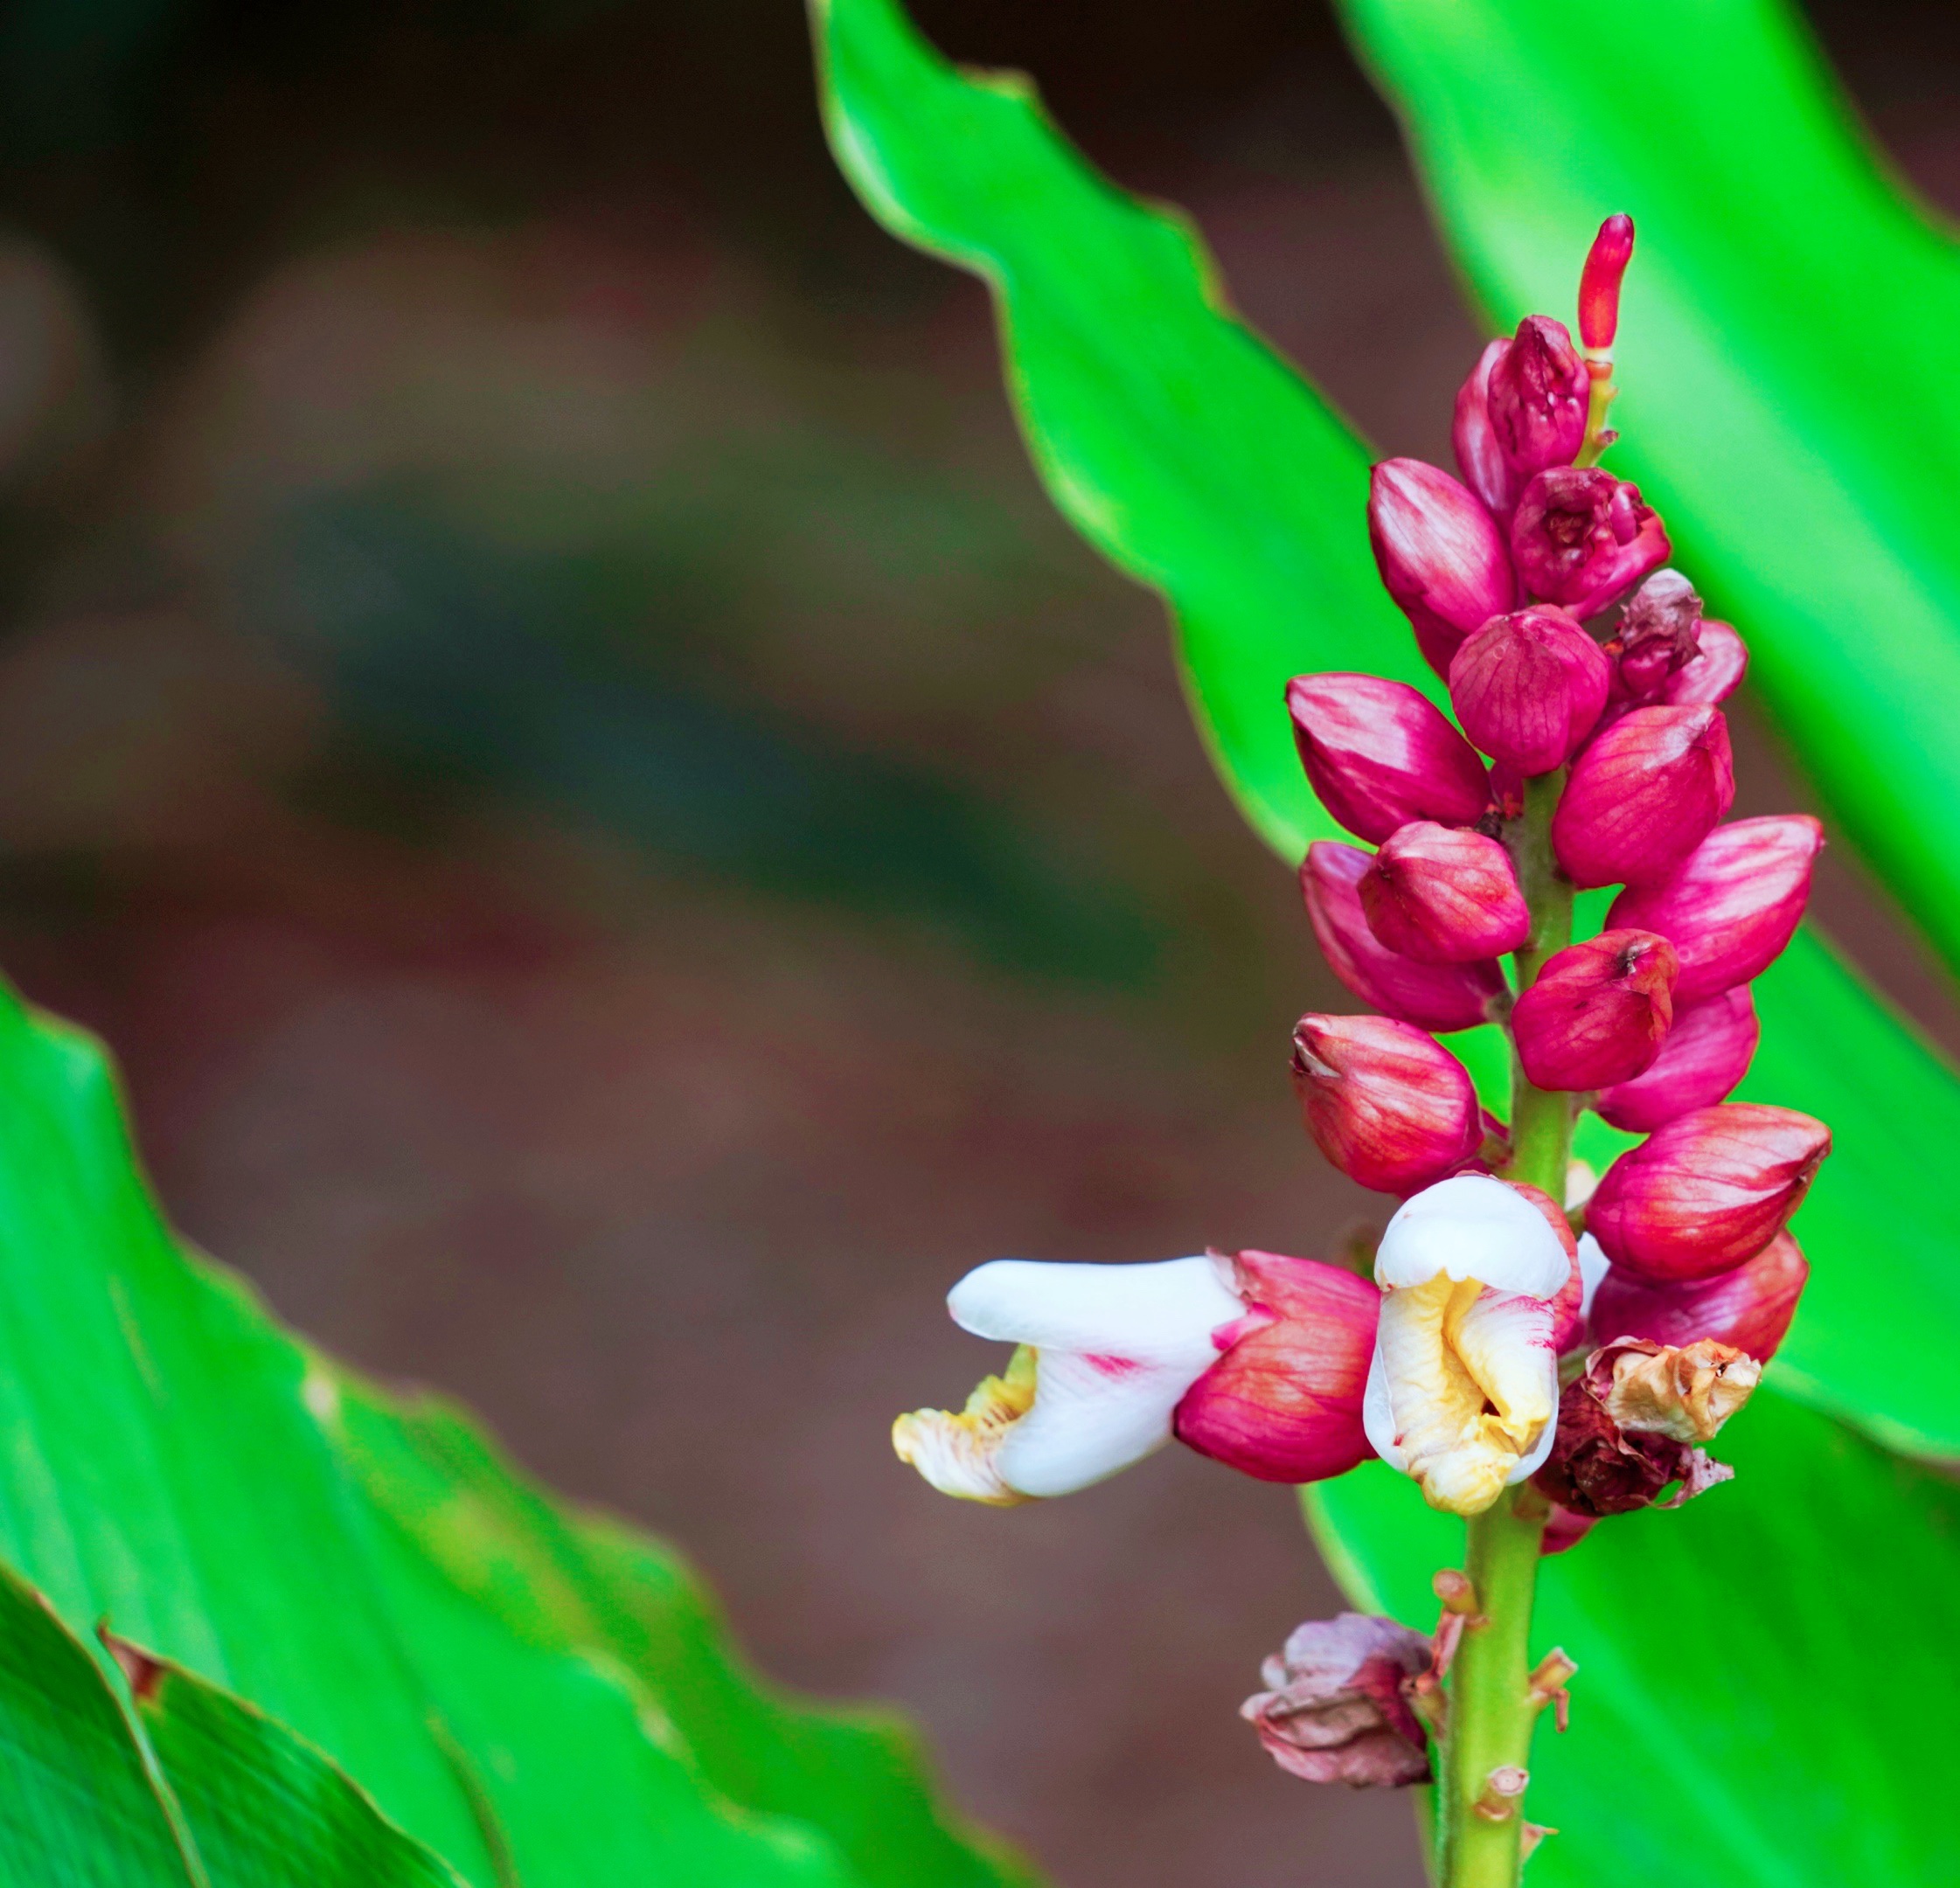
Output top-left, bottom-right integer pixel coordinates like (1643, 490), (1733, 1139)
(1435, 769), (1572, 1888)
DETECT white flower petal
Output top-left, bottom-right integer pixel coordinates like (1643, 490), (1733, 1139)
(996, 1346), (1206, 1497)
(948, 1256), (1241, 1363)
(1449, 1289), (1560, 1485)
(1374, 1174), (1568, 1298)
(1576, 1232), (1611, 1320)
(1361, 1340), (1406, 1473)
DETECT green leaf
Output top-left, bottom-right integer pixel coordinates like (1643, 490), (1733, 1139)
(0, 975), (1028, 1887)
(322, 1382), (1034, 1888)
(810, 0), (1960, 1454)
(1308, 1385), (1960, 1885)
(125, 1645), (469, 1888)
(1336, 0), (1960, 974)
(0, 1559), (200, 1885)
(0, 1552), (465, 1888)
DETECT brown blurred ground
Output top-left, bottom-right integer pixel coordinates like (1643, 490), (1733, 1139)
(0, 4), (1951, 1885)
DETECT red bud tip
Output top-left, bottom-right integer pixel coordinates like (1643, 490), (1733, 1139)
(1175, 1253), (1379, 1483)
(1300, 843), (1509, 1034)
(1608, 816), (1821, 1002)
(1360, 821), (1531, 964)
(1449, 606), (1612, 775)
(1488, 317), (1590, 481)
(1287, 673), (1494, 845)
(1368, 459), (1519, 678)
(1579, 214), (1636, 351)
(1291, 1013), (1484, 1195)
(1587, 1103), (1830, 1282)
(1593, 986), (1759, 1132)
(1512, 929), (1679, 1092)
(1552, 705), (1735, 890)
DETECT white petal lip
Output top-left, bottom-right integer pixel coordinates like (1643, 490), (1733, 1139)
(1374, 1174), (1569, 1298)
(940, 1256), (1245, 1501)
(1362, 1342), (1405, 1472)
(1576, 1232), (1610, 1319)
(949, 1256), (1242, 1359)
(997, 1349), (1206, 1497)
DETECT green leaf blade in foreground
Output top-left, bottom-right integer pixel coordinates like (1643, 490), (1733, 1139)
(0, 975), (1026, 1888)
(1336, 0), (1960, 974)
(811, 0), (1960, 1454)
(1309, 1386), (1960, 1885)
(0, 1561), (200, 1887)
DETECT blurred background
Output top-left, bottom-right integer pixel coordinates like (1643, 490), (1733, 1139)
(0, 2), (1954, 1882)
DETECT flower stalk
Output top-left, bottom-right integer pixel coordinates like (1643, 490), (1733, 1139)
(1436, 768), (1569, 1888)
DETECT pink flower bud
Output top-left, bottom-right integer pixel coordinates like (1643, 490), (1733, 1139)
(1368, 459), (1518, 677)
(1579, 214), (1636, 351)
(1452, 339), (1518, 518)
(1301, 843), (1507, 1034)
(1175, 1250), (1379, 1482)
(1551, 705), (1734, 890)
(1512, 928), (1679, 1091)
(1663, 619), (1747, 706)
(1448, 606), (1611, 774)
(1359, 821), (1529, 964)
(1607, 816), (1823, 1003)
(1238, 1613), (1433, 1787)
(1588, 1229), (1807, 1362)
(1487, 316), (1589, 479)
(1287, 674), (1492, 845)
(1586, 1103), (1831, 1282)
(1611, 569), (1701, 703)
(1511, 467), (1670, 619)
(1593, 986), (1758, 1132)
(1291, 1013), (1483, 1195)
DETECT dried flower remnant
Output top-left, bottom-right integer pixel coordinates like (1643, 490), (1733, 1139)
(1241, 1614), (1435, 1787)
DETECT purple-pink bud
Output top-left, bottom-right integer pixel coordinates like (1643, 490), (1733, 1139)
(1579, 215), (1636, 351)
(1588, 1229), (1806, 1362)
(1359, 821), (1529, 964)
(1301, 843), (1507, 1034)
(1453, 338), (1519, 518)
(1663, 619), (1748, 707)
(1286, 674), (1492, 845)
(1448, 606), (1611, 774)
(1487, 316), (1589, 479)
(1174, 1250), (1378, 1483)
(1290, 1013), (1483, 1194)
(1586, 1103), (1831, 1283)
(1511, 467), (1670, 619)
(1593, 986), (1758, 1133)
(1551, 705), (1735, 889)
(1611, 569), (1701, 703)
(1368, 459), (1517, 678)
(1512, 928), (1679, 1092)
(1607, 816), (1823, 1003)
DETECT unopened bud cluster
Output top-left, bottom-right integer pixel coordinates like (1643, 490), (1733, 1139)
(1291, 215), (1826, 1534)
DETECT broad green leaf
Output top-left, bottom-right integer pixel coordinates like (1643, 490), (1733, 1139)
(0, 975), (1025, 1887)
(1308, 1385), (1960, 1885)
(126, 1644), (469, 1888)
(0, 1554), (463, 1888)
(323, 1383), (1032, 1888)
(1336, 0), (1960, 975)
(0, 1560), (200, 1885)
(810, 0), (1960, 1454)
